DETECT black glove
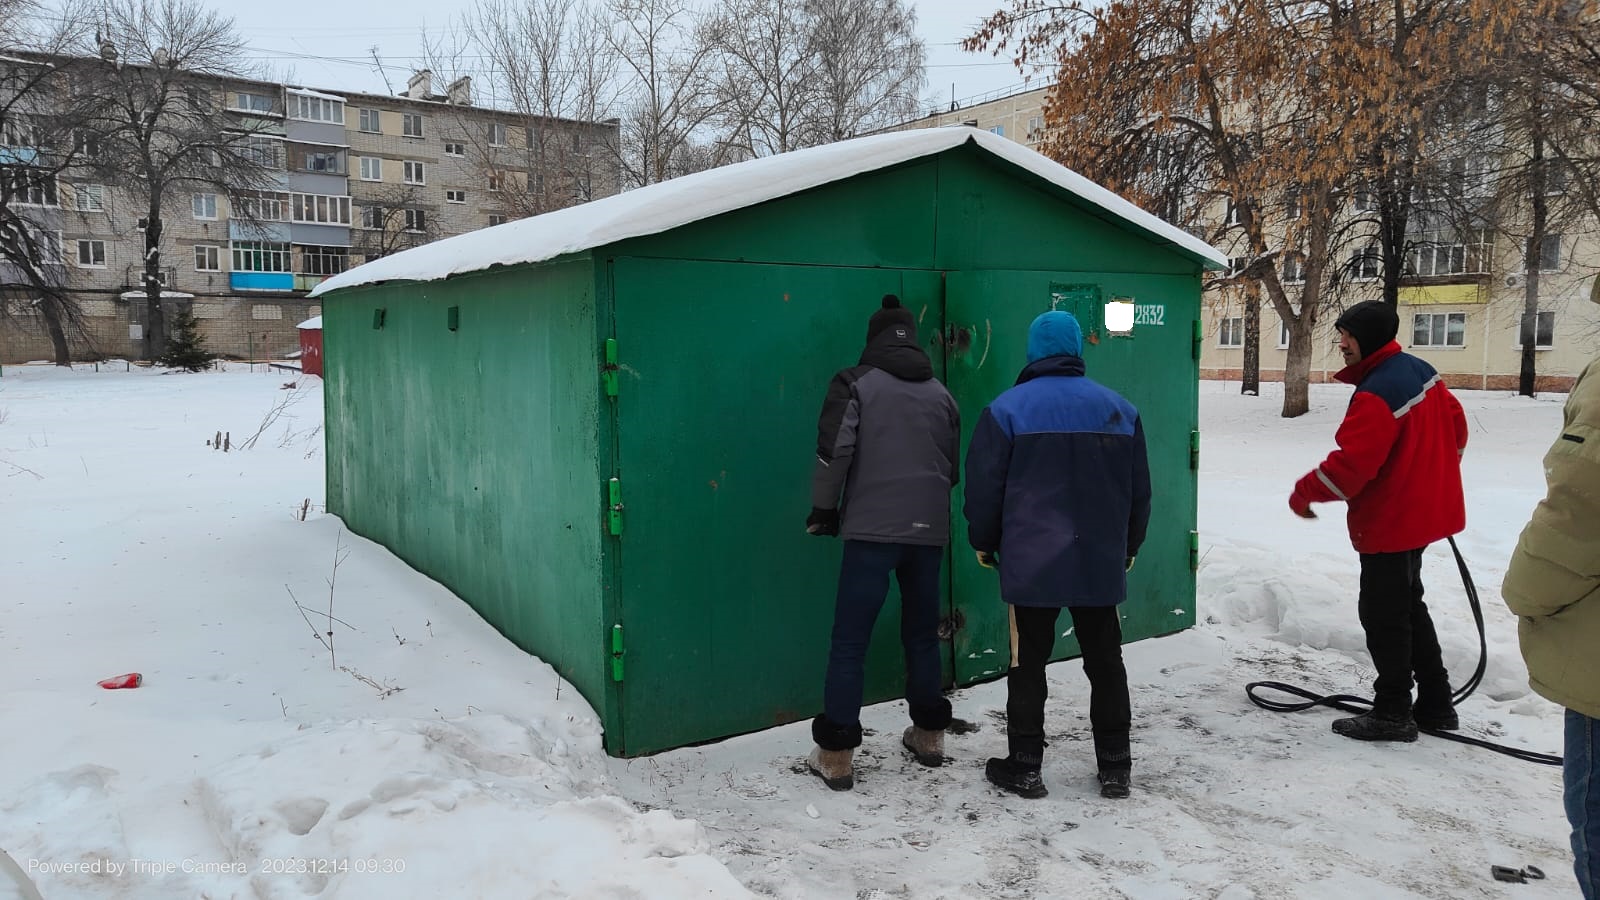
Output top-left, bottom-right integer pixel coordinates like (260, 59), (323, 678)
(806, 507), (840, 537)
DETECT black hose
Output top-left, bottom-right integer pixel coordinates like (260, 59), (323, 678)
(1245, 537), (1563, 767)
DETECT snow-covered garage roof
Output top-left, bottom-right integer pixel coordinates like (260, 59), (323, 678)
(310, 126), (1227, 298)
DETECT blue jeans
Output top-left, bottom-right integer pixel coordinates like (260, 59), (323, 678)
(1569, 708), (1599, 899)
(820, 541), (951, 740)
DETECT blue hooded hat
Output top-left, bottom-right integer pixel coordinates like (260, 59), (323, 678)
(1026, 311), (1084, 362)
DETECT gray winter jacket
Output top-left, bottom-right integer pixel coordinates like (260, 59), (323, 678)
(811, 326), (960, 545)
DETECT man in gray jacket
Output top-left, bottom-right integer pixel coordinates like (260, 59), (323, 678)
(805, 294), (961, 790)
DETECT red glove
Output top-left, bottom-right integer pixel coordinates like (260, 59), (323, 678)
(1288, 489), (1316, 519)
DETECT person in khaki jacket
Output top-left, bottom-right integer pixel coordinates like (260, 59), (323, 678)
(1502, 289), (1600, 898)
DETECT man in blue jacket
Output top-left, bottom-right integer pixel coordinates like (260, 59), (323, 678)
(964, 310), (1152, 800)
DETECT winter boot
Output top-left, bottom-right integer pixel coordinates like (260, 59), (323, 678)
(1097, 768), (1131, 799)
(985, 755), (1048, 799)
(806, 746), (854, 791)
(1332, 710), (1419, 742)
(1413, 686), (1460, 732)
(902, 726), (945, 767)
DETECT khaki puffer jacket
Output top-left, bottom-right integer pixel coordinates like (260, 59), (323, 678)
(1502, 355), (1600, 719)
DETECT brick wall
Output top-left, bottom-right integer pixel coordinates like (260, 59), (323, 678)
(1, 296), (320, 363)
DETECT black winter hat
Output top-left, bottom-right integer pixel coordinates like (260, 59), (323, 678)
(1334, 300), (1399, 360)
(865, 294), (917, 344)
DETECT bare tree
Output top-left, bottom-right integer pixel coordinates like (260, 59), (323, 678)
(75, 0), (278, 360)
(1, 0), (98, 365)
(803, 0), (924, 143)
(704, 0), (814, 157)
(704, 0), (924, 155)
(351, 185), (437, 262)
(608, 0), (723, 187)
(430, 0), (621, 216)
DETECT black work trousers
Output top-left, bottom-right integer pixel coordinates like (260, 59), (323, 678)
(1006, 604), (1132, 772)
(1357, 547), (1451, 716)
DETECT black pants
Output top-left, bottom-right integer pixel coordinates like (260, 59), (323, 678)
(1007, 605), (1131, 772)
(1357, 547), (1451, 716)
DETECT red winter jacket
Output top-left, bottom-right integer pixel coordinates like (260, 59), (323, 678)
(1293, 341), (1468, 553)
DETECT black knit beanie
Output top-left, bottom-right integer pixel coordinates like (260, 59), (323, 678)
(865, 294), (917, 344)
(1334, 300), (1399, 360)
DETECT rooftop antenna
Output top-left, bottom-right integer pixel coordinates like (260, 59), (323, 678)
(368, 46), (395, 95)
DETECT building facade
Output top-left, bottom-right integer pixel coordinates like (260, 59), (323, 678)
(890, 84), (1600, 390)
(1, 62), (619, 364)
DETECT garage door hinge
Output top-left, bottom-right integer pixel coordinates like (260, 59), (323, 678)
(611, 624), (625, 682)
(1190, 430), (1200, 470)
(606, 477), (624, 536)
(1190, 531), (1200, 571)
(602, 338), (619, 398)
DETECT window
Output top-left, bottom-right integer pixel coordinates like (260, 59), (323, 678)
(487, 171), (504, 192)
(988, 124), (1005, 137)
(2, 116), (40, 146)
(290, 193), (352, 226)
(359, 156), (382, 181)
(234, 191), (287, 221)
(403, 160), (425, 185)
(444, 141), (465, 157)
(75, 239), (105, 267)
(1026, 115), (1044, 138)
(487, 123), (507, 146)
(1412, 312), (1467, 348)
(1225, 199), (1246, 226)
(192, 193), (218, 220)
(1229, 256), (1251, 276)
(1533, 234), (1562, 271)
(1408, 228), (1491, 276)
(1278, 320), (1291, 349)
(1284, 190), (1303, 221)
(487, 214), (507, 227)
(358, 108), (381, 133)
(360, 205), (385, 230)
(4, 171), (58, 206)
(402, 113), (424, 138)
(1352, 183), (1379, 212)
(302, 150), (344, 174)
(446, 189), (466, 203)
(240, 136), (283, 168)
(231, 240), (290, 272)
(231, 91), (276, 114)
(74, 183), (105, 212)
(1218, 316), (1244, 347)
(1281, 254), (1305, 284)
(194, 244), (222, 271)
(299, 245), (349, 276)
(1518, 311), (1555, 350)
(74, 131), (102, 158)
(403, 208), (426, 232)
(1349, 245), (1381, 281)
(290, 93), (344, 124)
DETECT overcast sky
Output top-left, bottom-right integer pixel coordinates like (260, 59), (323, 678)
(223, 2), (1048, 112)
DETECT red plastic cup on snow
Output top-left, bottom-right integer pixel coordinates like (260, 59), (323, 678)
(98, 673), (143, 689)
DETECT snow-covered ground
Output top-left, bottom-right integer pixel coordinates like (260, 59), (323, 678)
(0, 363), (1578, 899)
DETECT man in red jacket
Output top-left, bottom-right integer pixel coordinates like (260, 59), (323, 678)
(1289, 300), (1469, 742)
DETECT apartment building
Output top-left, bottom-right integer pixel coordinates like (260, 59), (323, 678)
(1, 60), (619, 364)
(890, 84), (1600, 390)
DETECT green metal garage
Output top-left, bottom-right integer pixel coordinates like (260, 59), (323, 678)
(310, 126), (1227, 756)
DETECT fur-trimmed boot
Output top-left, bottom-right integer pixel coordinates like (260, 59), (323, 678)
(806, 746), (854, 791)
(902, 726), (945, 767)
